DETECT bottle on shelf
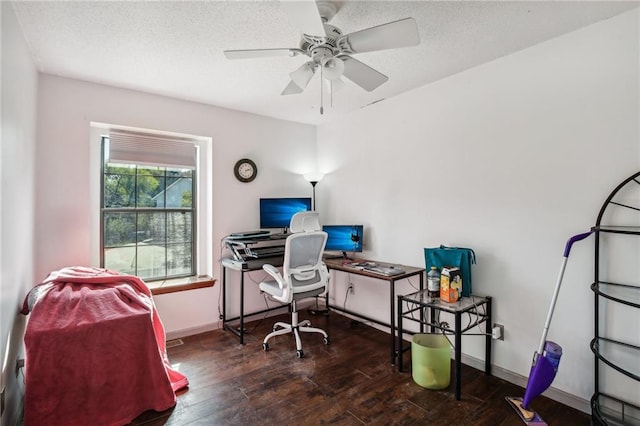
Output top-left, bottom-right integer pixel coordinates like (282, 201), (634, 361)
(427, 266), (441, 299)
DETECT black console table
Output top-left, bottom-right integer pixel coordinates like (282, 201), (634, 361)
(397, 290), (492, 400)
(220, 233), (288, 344)
(324, 257), (425, 365)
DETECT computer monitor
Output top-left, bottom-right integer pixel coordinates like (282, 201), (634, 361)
(322, 225), (364, 258)
(259, 197), (312, 231)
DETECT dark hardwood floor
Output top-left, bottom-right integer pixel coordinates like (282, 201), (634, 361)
(131, 311), (591, 425)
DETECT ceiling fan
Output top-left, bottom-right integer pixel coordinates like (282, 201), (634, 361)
(223, 0), (420, 113)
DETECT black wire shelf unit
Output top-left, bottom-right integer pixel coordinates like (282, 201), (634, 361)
(591, 171), (640, 425)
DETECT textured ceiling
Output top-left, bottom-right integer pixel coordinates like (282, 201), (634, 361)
(11, 1), (638, 125)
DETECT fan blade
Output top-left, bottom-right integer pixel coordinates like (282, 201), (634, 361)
(289, 61), (316, 90)
(340, 56), (388, 92)
(337, 17), (420, 54)
(224, 48), (303, 59)
(280, 0), (326, 37)
(281, 80), (304, 96)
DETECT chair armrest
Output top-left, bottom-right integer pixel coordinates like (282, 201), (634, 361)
(263, 264), (286, 290)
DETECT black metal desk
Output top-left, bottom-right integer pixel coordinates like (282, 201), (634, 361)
(221, 255), (285, 344)
(324, 257), (425, 365)
(397, 290), (492, 400)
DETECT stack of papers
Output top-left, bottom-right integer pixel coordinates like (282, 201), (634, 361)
(364, 265), (405, 276)
(345, 262), (405, 276)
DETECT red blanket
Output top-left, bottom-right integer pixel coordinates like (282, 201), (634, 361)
(22, 267), (188, 426)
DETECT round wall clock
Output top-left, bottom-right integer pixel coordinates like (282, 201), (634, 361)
(234, 158), (257, 183)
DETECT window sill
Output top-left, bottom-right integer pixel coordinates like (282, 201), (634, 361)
(148, 275), (216, 296)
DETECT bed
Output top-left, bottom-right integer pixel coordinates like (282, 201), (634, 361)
(21, 266), (188, 426)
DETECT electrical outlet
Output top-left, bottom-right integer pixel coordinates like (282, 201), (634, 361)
(492, 323), (504, 340)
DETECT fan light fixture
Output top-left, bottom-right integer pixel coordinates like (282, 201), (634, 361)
(290, 62), (316, 90)
(321, 57), (344, 80)
(223, 1), (420, 115)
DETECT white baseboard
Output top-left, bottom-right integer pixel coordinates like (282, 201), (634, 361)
(165, 309), (593, 415)
(164, 300), (316, 341)
(167, 308), (591, 414)
(460, 353), (591, 414)
(332, 313), (590, 414)
(166, 323), (219, 341)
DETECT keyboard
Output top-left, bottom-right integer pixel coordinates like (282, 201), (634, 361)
(323, 253), (345, 260)
(248, 246), (285, 258)
(269, 233), (291, 240)
(227, 230), (271, 240)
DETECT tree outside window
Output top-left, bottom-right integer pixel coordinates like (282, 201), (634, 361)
(101, 138), (196, 281)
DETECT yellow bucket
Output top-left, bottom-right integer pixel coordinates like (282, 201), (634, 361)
(411, 334), (451, 389)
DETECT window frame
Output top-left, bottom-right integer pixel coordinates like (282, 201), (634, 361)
(89, 123), (215, 294)
(100, 136), (198, 282)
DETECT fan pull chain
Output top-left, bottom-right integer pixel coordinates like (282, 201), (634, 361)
(320, 63), (324, 115)
(330, 80), (334, 108)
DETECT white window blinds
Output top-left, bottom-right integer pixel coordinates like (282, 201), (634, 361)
(108, 130), (197, 169)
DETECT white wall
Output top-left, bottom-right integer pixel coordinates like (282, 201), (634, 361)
(11, 3), (639, 419)
(35, 75), (317, 335)
(316, 9), (639, 409)
(0, 3), (38, 425)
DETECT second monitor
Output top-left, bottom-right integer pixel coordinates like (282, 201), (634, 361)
(323, 225), (363, 259)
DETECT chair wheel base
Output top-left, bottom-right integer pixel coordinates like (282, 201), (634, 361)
(323, 337), (330, 345)
(296, 350), (304, 358)
(263, 342), (269, 351)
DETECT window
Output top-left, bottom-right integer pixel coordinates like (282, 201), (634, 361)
(100, 131), (198, 282)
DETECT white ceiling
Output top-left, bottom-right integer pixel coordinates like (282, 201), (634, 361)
(11, 1), (638, 126)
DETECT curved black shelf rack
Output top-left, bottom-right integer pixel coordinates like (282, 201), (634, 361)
(590, 337), (640, 383)
(591, 392), (640, 426)
(594, 171), (640, 227)
(590, 282), (640, 309)
(592, 225), (640, 235)
(592, 171), (640, 425)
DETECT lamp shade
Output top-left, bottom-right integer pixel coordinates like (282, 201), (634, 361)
(304, 172), (324, 183)
(290, 62), (316, 90)
(321, 57), (344, 80)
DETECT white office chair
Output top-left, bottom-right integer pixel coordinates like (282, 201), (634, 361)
(259, 211), (330, 358)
